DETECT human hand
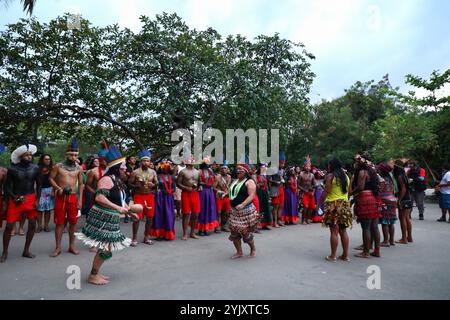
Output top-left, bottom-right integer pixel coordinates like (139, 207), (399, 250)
(118, 206), (129, 215)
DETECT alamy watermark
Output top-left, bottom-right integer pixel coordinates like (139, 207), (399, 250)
(366, 265), (381, 290)
(171, 121), (280, 174)
(66, 265), (81, 290)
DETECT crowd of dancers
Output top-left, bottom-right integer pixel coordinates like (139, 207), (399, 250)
(1, 139), (449, 285)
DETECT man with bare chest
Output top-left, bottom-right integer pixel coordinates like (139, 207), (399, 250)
(177, 155), (201, 240)
(213, 163), (232, 233)
(128, 150), (157, 246)
(49, 139), (84, 257)
(299, 156), (316, 225)
(1, 144), (40, 263)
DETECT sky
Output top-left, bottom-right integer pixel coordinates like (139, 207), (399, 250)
(1, 0), (449, 103)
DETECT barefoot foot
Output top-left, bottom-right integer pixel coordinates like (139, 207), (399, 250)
(181, 235), (187, 241)
(190, 234), (199, 240)
(0, 253), (7, 263)
(88, 274), (109, 285)
(231, 253), (243, 260)
(68, 248), (80, 255)
(50, 249), (61, 257)
(22, 252), (36, 259)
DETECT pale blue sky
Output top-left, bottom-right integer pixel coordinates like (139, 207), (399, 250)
(1, 0), (449, 102)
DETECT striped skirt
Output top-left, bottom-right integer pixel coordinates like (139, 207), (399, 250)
(380, 193), (397, 225)
(76, 204), (131, 251)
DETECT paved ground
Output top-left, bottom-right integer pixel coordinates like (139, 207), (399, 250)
(0, 202), (449, 300)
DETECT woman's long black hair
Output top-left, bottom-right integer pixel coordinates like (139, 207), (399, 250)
(38, 154), (53, 170)
(352, 158), (380, 195)
(328, 158), (348, 194)
(105, 163), (126, 190)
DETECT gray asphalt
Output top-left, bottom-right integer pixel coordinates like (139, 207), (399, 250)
(0, 202), (449, 300)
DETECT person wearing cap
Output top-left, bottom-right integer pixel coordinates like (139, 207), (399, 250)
(299, 155), (316, 225)
(48, 138), (84, 257)
(213, 161), (232, 233)
(197, 157), (219, 236)
(255, 163), (273, 230)
(150, 159), (177, 241)
(128, 149), (157, 246)
(76, 145), (141, 285)
(228, 163), (260, 259)
(176, 154), (201, 240)
(1, 144), (41, 263)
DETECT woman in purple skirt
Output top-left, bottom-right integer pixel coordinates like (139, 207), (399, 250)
(197, 157), (219, 236)
(150, 160), (176, 241)
(281, 167), (299, 225)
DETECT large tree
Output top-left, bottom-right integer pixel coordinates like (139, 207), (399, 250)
(0, 13), (315, 159)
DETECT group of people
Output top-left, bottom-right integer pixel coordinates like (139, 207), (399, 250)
(1, 140), (449, 285)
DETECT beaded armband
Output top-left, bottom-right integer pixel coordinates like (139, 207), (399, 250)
(94, 189), (110, 197)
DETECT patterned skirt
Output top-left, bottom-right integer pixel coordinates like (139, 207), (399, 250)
(229, 204), (261, 236)
(355, 191), (383, 221)
(380, 193), (397, 225)
(76, 204), (131, 251)
(322, 199), (353, 228)
(38, 187), (55, 211)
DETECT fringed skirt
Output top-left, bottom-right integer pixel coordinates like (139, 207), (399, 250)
(322, 199), (353, 229)
(355, 191), (383, 221)
(76, 204), (131, 251)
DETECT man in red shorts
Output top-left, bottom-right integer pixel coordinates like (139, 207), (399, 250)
(299, 155), (316, 225)
(177, 155), (201, 240)
(1, 144), (41, 263)
(128, 149), (157, 246)
(49, 138), (84, 257)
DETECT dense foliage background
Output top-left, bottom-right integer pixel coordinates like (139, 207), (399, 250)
(0, 14), (448, 182)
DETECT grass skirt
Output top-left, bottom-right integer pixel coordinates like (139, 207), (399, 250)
(76, 204), (131, 251)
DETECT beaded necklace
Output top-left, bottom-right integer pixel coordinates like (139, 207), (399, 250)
(229, 178), (247, 201)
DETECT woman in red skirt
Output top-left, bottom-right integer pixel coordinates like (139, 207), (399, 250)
(351, 154), (383, 258)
